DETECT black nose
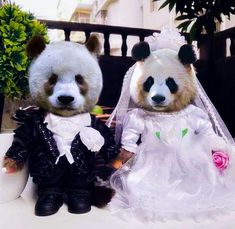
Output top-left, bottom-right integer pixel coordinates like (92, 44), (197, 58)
(151, 95), (165, 104)
(58, 96), (74, 105)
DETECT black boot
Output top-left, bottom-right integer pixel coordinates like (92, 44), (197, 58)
(35, 194), (63, 216)
(67, 190), (91, 214)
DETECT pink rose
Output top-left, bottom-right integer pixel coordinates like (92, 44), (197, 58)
(212, 151), (229, 172)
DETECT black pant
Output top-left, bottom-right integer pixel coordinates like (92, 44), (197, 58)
(37, 156), (95, 195)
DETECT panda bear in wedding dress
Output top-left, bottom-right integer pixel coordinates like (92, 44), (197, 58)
(2, 35), (118, 216)
(108, 28), (235, 222)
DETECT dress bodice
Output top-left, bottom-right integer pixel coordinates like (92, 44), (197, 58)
(121, 105), (221, 154)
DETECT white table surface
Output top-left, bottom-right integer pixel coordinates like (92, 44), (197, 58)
(1, 178), (235, 229)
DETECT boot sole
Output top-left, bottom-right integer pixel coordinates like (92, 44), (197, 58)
(35, 209), (60, 216)
(68, 206), (91, 214)
(35, 203), (63, 216)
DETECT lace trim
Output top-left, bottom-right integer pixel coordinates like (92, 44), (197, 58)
(143, 104), (195, 118)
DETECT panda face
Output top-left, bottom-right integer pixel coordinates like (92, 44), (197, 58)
(130, 49), (197, 112)
(45, 73), (87, 111)
(144, 76), (178, 110)
(29, 41), (102, 116)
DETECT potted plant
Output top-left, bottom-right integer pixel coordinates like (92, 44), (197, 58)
(0, 2), (48, 132)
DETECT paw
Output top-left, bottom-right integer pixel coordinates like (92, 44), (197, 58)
(111, 148), (134, 169)
(2, 157), (23, 174)
(119, 148), (134, 163)
(111, 159), (123, 169)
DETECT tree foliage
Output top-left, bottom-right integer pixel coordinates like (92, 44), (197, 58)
(154, 0), (235, 41)
(0, 3), (48, 98)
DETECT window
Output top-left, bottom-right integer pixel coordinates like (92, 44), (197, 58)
(72, 12), (91, 23)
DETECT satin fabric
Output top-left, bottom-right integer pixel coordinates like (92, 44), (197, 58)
(44, 113), (104, 164)
(109, 105), (235, 221)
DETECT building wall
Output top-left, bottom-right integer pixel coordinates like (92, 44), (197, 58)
(223, 15), (235, 30)
(92, 0), (175, 30)
(91, 0), (235, 55)
(92, 0), (144, 56)
(93, 0), (235, 31)
(142, 0), (175, 30)
(105, 0), (143, 28)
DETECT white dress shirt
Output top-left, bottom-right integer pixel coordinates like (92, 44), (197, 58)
(44, 113), (104, 164)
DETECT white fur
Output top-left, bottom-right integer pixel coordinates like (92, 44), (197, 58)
(29, 41), (102, 112)
(48, 80), (85, 109)
(147, 83), (173, 107)
(130, 48), (196, 108)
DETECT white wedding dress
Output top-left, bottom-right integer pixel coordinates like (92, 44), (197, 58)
(109, 105), (235, 221)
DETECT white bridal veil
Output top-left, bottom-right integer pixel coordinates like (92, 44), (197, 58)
(106, 27), (235, 146)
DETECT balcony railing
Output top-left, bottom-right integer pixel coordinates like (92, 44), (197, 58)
(39, 19), (159, 57)
(41, 20), (235, 61)
(214, 27), (235, 59)
(198, 27), (235, 60)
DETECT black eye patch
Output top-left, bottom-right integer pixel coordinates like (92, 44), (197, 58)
(48, 73), (58, 85)
(75, 74), (84, 84)
(143, 76), (154, 92)
(75, 74), (88, 95)
(166, 77), (178, 94)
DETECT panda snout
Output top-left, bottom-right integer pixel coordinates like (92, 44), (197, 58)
(58, 95), (74, 105)
(151, 95), (165, 104)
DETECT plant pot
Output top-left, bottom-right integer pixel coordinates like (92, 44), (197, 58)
(0, 133), (29, 203)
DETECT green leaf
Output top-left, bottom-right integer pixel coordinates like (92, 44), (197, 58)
(189, 21), (197, 43)
(159, 0), (170, 10)
(0, 3), (49, 99)
(169, 0), (176, 12)
(182, 128), (188, 138)
(175, 15), (189, 20)
(155, 131), (161, 139)
(177, 20), (193, 32)
(15, 64), (24, 71)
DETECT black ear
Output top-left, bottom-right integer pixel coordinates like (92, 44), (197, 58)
(131, 41), (151, 61)
(85, 34), (101, 55)
(26, 36), (46, 58)
(178, 44), (197, 65)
